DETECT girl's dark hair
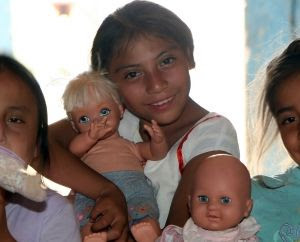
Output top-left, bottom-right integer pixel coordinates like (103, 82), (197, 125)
(265, 39), (300, 115)
(91, 0), (195, 71)
(248, 39), (300, 175)
(0, 55), (49, 169)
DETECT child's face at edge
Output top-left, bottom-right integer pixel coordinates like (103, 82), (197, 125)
(107, 35), (192, 125)
(0, 70), (38, 163)
(274, 74), (300, 165)
(189, 158), (252, 231)
(70, 99), (123, 136)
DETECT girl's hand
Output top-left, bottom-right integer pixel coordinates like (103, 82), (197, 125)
(0, 188), (16, 242)
(89, 183), (129, 241)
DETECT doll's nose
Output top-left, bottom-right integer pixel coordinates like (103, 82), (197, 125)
(92, 115), (107, 124)
(207, 200), (219, 210)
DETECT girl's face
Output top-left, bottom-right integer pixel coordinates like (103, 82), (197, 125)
(0, 70), (38, 163)
(108, 35), (191, 125)
(274, 74), (300, 165)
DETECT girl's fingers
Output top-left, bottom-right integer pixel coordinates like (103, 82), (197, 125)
(89, 186), (129, 241)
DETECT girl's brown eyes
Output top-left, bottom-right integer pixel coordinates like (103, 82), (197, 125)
(280, 116), (297, 125)
(160, 56), (176, 66)
(124, 71), (142, 80)
(7, 116), (24, 124)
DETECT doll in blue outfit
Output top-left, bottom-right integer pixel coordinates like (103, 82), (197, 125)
(62, 71), (168, 241)
(249, 39), (300, 241)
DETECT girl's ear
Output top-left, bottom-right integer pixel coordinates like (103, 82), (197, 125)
(187, 194), (191, 212)
(244, 199), (253, 217)
(29, 145), (40, 169)
(186, 48), (195, 70)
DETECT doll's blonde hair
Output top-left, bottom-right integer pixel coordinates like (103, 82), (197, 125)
(62, 71), (121, 113)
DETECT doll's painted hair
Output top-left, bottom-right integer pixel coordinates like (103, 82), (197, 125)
(248, 39), (300, 174)
(63, 71), (121, 113)
(91, 0), (195, 72)
(0, 55), (49, 169)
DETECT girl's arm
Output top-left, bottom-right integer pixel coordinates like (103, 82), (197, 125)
(0, 189), (16, 242)
(165, 150), (226, 227)
(41, 119), (129, 241)
(137, 120), (168, 161)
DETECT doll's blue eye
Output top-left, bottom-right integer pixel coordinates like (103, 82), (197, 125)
(79, 116), (90, 124)
(198, 195), (209, 203)
(220, 196), (231, 204)
(99, 108), (111, 117)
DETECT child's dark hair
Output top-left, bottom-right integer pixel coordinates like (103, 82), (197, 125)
(91, 0), (195, 71)
(264, 39), (300, 116)
(0, 55), (49, 169)
(248, 39), (300, 175)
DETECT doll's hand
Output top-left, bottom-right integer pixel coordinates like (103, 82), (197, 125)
(0, 188), (16, 242)
(144, 120), (165, 144)
(89, 183), (129, 241)
(143, 120), (168, 161)
(88, 117), (113, 141)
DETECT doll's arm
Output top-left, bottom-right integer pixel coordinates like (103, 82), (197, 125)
(69, 132), (97, 157)
(69, 117), (113, 157)
(44, 119), (129, 241)
(136, 120), (168, 161)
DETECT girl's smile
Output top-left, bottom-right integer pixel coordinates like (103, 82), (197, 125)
(108, 35), (191, 125)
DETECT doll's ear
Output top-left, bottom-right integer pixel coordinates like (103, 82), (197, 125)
(118, 104), (124, 119)
(244, 198), (253, 217)
(67, 113), (79, 133)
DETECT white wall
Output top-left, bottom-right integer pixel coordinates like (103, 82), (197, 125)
(8, 0), (246, 193)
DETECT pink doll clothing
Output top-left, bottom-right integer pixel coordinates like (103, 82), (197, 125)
(157, 217), (260, 242)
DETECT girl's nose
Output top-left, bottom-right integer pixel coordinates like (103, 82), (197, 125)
(145, 69), (168, 94)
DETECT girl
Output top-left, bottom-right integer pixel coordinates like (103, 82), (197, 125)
(0, 55), (81, 242)
(249, 39), (300, 240)
(48, 0), (240, 239)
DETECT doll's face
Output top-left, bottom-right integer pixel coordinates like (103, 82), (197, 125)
(70, 98), (123, 138)
(0, 70), (38, 163)
(274, 74), (300, 165)
(189, 155), (252, 231)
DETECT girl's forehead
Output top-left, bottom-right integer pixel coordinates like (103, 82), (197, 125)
(0, 71), (37, 109)
(110, 36), (179, 67)
(118, 35), (175, 54)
